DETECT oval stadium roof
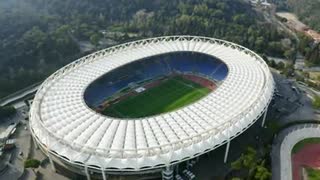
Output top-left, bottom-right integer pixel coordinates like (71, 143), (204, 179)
(29, 36), (274, 171)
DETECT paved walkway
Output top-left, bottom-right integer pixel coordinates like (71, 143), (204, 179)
(0, 84), (39, 106)
(271, 124), (320, 180)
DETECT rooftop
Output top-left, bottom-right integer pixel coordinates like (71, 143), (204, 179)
(30, 36), (274, 171)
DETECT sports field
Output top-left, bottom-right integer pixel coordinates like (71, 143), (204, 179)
(103, 76), (211, 118)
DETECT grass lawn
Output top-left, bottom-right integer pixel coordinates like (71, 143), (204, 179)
(103, 76), (211, 118)
(306, 167), (320, 180)
(292, 138), (320, 154)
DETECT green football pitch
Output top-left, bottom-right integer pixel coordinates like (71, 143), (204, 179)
(102, 76), (211, 118)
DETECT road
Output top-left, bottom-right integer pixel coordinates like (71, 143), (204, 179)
(267, 56), (288, 64)
(0, 84), (39, 107)
(296, 82), (320, 97)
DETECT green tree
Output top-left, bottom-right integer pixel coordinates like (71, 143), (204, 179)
(90, 33), (102, 46)
(284, 49), (296, 60)
(268, 60), (277, 68)
(255, 37), (265, 52)
(281, 63), (294, 77)
(0, 106), (16, 119)
(193, 4), (209, 17)
(232, 178), (242, 180)
(242, 147), (258, 168)
(24, 159), (41, 168)
(230, 147), (259, 179)
(231, 147), (258, 169)
(231, 157), (243, 170)
(312, 95), (320, 109)
(254, 161), (271, 180)
(298, 33), (313, 55)
(0, 0), (293, 99)
(175, 14), (193, 34)
(277, 62), (285, 70)
(306, 43), (320, 65)
(20, 26), (47, 51)
(178, 2), (192, 15)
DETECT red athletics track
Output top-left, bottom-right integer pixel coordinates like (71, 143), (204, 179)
(292, 144), (320, 180)
(181, 74), (217, 91)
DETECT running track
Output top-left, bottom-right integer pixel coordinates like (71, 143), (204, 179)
(292, 144), (320, 180)
(272, 124), (320, 180)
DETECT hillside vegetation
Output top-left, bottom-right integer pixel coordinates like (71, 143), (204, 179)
(0, 0), (293, 98)
(306, 43), (320, 66)
(287, 0), (320, 32)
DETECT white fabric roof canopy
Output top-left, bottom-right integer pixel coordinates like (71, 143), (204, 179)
(30, 36), (274, 171)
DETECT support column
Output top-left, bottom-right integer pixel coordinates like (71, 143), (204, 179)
(261, 107), (268, 127)
(162, 166), (174, 180)
(32, 137), (39, 150)
(224, 141), (230, 163)
(175, 164), (179, 174)
(48, 154), (56, 172)
(84, 164), (91, 180)
(101, 167), (107, 180)
(196, 156), (200, 162)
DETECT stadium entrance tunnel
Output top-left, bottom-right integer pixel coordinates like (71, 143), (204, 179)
(84, 51), (228, 118)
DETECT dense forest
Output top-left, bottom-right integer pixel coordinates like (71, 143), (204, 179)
(287, 0), (320, 32)
(0, 0), (293, 98)
(0, 106), (16, 120)
(274, 0), (320, 66)
(306, 43), (320, 66)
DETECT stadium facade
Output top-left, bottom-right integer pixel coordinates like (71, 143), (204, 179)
(29, 36), (274, 180)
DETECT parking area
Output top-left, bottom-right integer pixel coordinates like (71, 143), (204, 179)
(0, 105), (30, 179)
(267, 71), (320, 125)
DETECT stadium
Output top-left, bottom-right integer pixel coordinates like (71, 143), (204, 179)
(29, 36), (274, 180)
